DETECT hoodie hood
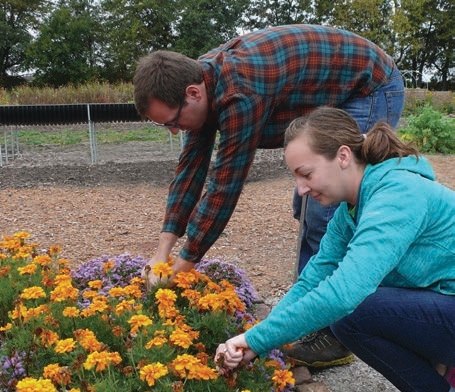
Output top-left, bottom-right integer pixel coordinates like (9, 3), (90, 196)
(363, 155), (434, 192)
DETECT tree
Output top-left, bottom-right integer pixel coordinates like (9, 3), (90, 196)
(240, 0), (312, 32)
(26, 0), (102, 87)
(328, 0), (395, 53)
(173, 0), (249, 58)
(393, 0), (455, 88)
(100, 0), (178, 83)
(0, 0), (49, 88)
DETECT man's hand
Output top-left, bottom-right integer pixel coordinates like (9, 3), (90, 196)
(141, 255), (196, 290)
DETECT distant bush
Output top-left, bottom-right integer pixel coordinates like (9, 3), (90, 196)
(0, 82), (134, 105)
(399, 105), (455, 154)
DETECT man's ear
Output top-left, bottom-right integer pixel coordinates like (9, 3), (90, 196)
(185, 84), (203, 101)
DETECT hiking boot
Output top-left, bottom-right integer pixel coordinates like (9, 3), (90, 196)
(285, 329), (354, 368)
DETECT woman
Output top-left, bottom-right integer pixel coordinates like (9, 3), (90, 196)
(216, 107), (455, 392)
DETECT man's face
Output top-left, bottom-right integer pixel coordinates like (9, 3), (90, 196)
(145, 85), (209, 134)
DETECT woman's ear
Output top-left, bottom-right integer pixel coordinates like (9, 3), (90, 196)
(337, 145), (352, 169)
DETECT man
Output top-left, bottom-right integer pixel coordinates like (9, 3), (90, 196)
(133, 24), (405, 368)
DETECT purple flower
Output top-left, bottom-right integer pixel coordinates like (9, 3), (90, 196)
(196, 258), (261, 308)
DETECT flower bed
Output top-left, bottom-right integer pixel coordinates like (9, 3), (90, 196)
(0, 232), (294, 391)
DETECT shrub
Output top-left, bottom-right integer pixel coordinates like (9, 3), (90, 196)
(398, 105), (455, 154)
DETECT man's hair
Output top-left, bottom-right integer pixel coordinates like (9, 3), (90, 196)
(133, 50), (204, 116)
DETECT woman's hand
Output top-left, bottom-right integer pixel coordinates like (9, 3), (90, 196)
(215, 334), (257, 374)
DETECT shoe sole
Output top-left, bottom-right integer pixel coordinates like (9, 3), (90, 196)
(289, 353), (355, 369)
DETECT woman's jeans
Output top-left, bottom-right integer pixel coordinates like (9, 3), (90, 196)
(294, 68), (405, 274)
(331, 287), (455, 392)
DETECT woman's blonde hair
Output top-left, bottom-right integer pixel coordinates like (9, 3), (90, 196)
(284, 106), (419, 164)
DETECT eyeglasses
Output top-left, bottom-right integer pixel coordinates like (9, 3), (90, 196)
(149, 100), (185, 130)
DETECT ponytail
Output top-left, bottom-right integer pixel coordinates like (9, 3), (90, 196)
(361, 123), (420, 164)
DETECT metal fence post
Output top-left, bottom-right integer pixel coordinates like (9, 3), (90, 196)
(87, 104), (98, 164)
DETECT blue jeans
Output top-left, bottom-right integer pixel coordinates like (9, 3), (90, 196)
(294, 68), (405, 274)
(331, 287), (455, 392)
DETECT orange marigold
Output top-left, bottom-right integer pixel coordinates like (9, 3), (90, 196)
(139, 362), (169, 387)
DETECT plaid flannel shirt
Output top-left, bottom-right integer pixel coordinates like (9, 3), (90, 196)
(163, 24), (396, 263)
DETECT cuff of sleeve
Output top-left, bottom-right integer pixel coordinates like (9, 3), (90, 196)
(180, 245), (203, 264)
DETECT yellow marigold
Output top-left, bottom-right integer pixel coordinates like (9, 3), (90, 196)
(88, 280), (103, 290)
(139, 362), (169, 387)
(48, 245), (62, 256)
(84, 351), (122, 372)
(197, 293), (225, 312)
(16, 377), (57, 392)
(43, 363), (60, 378)
(82, 289), (98, 299)
(271, 369), (295, 392)
(152, 262), (173, 278)
(155, 288), (177, 307)
(62, 306), (80, 318)
(109, 286), (127, 297)
(169, 328), (199, 349)
(20, 286), (46, 300)
(187, 363), (218, 380)
(50, 283), (79, 302)
(39, 328), (59, 347)
(0, 323), (12, 332)
(26, 305), (50, 322)
(87, 297), (110, 313)
(74, 329), (102, 353)
(124, 284), (142, 298)
(43, 364), (72, 386)
(103, 260), (115, 273)
(12, 251), (30, 260)
(174, 269), (203, 289)
(0, 265), (11, 276)
(145, 336), (168, 349)
(80, 307), (96, 318)
(158, 305), (179, 319)
(115, 299), (136, 315)
(33, 254), (52, 266)
(128, 314), (153, 334)
(54, 274), (72, 285)
(170, 354), (200, 379)
(57, 258), (70, 267)
(54, 338), (76, 354)
(13, 231), (30, 239)
(130, 277), (143, 285)
(18, 263), (37, 275)
(112, 325), (125, 337)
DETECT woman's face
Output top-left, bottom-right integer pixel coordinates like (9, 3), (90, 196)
(285, 134), (354, 206)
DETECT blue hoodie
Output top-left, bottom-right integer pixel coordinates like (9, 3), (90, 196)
(245, 156), (455, 355)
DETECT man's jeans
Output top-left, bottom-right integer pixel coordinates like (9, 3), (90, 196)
(332, 287), (455, 392)
(294, 68), (405, 274)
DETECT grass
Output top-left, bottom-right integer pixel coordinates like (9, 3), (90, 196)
(14, 125), (176, 147)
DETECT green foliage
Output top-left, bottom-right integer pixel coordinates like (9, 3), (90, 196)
(2, 1), (455, 89)
(25, 0), (102, 87)
(398, 105), (455, 154)
(174, 0), (249, 58)
(100, 0), (177, 83)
